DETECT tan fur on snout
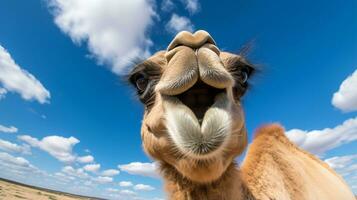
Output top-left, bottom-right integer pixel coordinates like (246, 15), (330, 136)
(129, 30), (355, 200)
(156, 46), (198, 95)
(197, 44), (234, 89)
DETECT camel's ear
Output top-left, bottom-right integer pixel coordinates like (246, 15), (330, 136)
(233, 39), (258, 81)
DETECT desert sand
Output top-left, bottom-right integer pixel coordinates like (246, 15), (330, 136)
(0, 178), (103, 200)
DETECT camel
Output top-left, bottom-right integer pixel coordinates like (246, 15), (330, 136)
(127, 30), (355, 200)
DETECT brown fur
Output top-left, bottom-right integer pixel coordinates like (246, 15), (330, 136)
(127, 31), (355, 200)
(241, 124), (354, 200)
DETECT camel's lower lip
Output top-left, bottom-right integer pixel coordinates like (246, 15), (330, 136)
(162, 93), (232, 158)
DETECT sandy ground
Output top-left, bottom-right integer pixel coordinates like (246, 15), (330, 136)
(0, 179), (101, 200)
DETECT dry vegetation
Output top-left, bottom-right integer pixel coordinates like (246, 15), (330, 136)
(0, 178), (103, 200)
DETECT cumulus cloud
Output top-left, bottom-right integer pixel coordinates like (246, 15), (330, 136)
(166, 14), (194, 34)
(118, 162), (159, 178)
(0, 152), (31, 167)
(92, 176), (113, 184)
(77, 155), (94, 163)
(47, 0), (157, 74)
(0, 152), (95, 194)
(62, 166), (89, 179)
(18, 135), (79, 162)
(83, 163), (100, 172)
(120, 189), (136, 196)
(181, 0), (200, 14)
(0, 124), (18, 133)
(0, 45), (50, 103)
(53, 172), (76, 183)
(161, 0), (175, 12)
(62, 166), (76, 174)
(286, 117), (357, 155)
(101, 169), (119, 177)
(324, 154), (357, 193)
(325, 154), (357, 169)
(0, 88), (6, 100)
(0, 152), (40, 179)
(162, 0), (200, 15)
(133, 184), (155, 191)
(0, 139), (31, 154)
(119, 181), (133, 187)
(106, 188), (138, 200)
(106, 188), (119, 192)
(332, 69), (357, 112)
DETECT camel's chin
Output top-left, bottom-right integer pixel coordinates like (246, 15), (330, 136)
(162, 93), (232, 159)
(175, 157), (228, 183)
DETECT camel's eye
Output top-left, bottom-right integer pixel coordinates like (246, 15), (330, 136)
(231, 68), (252, 100)
(240, 70), (248, 83)
(135, 74), (149, 92)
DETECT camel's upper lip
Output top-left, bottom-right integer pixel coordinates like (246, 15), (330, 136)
(175, 81), (225, 124)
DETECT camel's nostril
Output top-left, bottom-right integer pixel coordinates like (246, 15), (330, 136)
(176, 81), (225, 124)
(167, 30), (216, 52)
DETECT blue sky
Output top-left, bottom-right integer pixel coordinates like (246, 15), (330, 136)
(0, 0), (356, 199)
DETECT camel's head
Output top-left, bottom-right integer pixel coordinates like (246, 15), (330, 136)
(128, 30), (254, 183)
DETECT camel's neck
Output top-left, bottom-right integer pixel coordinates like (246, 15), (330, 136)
(160, 162), (254, 200)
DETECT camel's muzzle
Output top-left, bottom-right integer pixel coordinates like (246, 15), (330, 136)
(159, 30), (235, 159)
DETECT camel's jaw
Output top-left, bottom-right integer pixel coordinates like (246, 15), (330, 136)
(162, 83), (233, 159)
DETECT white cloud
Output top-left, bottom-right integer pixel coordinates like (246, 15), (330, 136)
(162, 0), (200, 14)
(181, 0), (200, 14)
(83, 180), (94, 186)
(120, 189), (136, 196)
(106, 188), (139, 200)
(133, 184), (155, 191)
(83, 163), (100, 172)
(324, 154), (357, 194)
(47, 0), (157, 74)
(0, 152), (159, 199)
(0, 152), (44, 183)
(118, 162), (159, 178)
(325, 154), (357, 169)
(0, 139), (31, 154)
(17, 135), (38, 146)
(18, 135), (79, 162)
(0, 152), (31, 167)
(0, 45), (50, 103)
(92, 176), (113, 184)
(0, 87), (7, 100)
(77, 155), (94, 163)
(0, 152), (44, 180)
(101, 169), (119, 177)
(106, 188), (119, 192)
(119, 181), (133, 187)
(161, 0), (174, 12)
(286, 117), (357, 155)
(53, 172), (76, 183)
(61, 166), (89, 179)
(62, 166), (75, 174)
(332, 69), (357, 112)
(0, 124), (18, 133)
(166, 14), (194, 34)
